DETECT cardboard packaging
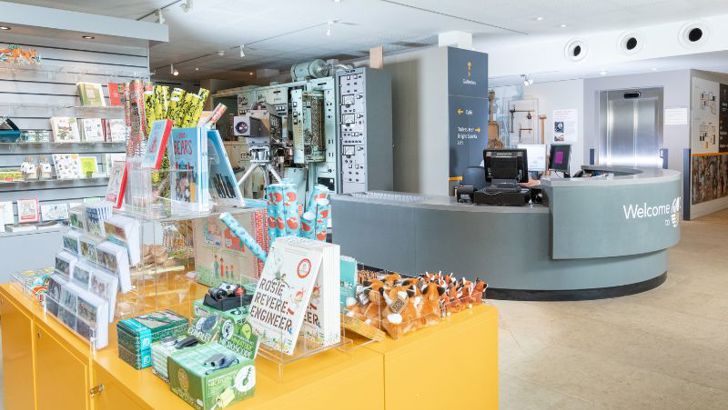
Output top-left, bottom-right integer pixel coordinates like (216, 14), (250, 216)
(169, 343), (255, 410)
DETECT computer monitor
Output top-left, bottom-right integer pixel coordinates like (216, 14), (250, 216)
(517, 144), (547, 172)
(549, 144), (571, 173)
(483, 149), (529, 183)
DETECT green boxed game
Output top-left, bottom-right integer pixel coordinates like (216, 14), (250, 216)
(218, 320), (259, 360)
(152, 335), (201, 381)
(188, 314), (223, 344)
(192, 298), (250, 326)
(169, 343), (255, 410)
(117, 310), (188, 369)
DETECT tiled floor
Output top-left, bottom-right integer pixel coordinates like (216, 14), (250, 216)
(495, 209), (728, 409)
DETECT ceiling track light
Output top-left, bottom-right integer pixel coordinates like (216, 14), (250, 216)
(82, 35), (95, 40)
(180, 0), (193, 12)
(170, 64), (178, 76)
(157, 9), (165, 24)
(240, 44), (245, 58)
(218, 50), (225, 57)
(0, 26), (11, 31)
(326, 20), (335, 36)
(521, 74), (533, 87)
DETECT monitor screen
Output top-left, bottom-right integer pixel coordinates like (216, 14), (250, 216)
(549, 144), (571, 173)
(517, 144), (547, 172)
(483, 149), (529, 183)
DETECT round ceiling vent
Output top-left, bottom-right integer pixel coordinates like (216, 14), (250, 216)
(564, 39), (587, 62)
(618, 32), (643, 55)
(679, 22), (709, 48)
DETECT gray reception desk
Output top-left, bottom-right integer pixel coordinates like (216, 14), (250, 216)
(331, 167), (682, 300)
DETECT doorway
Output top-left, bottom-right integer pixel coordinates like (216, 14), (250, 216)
(599, 87), (664, 167)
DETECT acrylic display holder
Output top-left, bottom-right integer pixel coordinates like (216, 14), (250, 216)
(42, 289), (101, 353)
(113, 216), (195, 320)
(10, 267), (54, 303)
(349, 267), (487, 341)
(125, 157), (213, 221)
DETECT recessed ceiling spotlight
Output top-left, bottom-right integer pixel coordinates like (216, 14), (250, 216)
(195, 67), (199, 71)
(82, 35), (95, 39)
(560, 24), (568, 28)
(651, 67), (658, 71)
(218, 50), (225, 56)
(249, 72), (254, 77)
(0, 26), (11, 31)
(535, 17), (544, 21)
(599, 69), (608, 76)
(333, 0), (341, 2)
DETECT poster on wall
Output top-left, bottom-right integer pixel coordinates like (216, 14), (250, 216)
(552, 109), (578, 143)
(690, 77), (720, 154)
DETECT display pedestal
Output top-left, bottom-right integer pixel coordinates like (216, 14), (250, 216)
(0, 283), (497, 410)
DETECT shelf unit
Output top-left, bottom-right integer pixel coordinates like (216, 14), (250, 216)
(0, 34), (150, 282)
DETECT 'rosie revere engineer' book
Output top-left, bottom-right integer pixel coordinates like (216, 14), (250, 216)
(247, 237), (339, 356)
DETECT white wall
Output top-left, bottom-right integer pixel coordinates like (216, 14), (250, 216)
(383, 47), (450, 195)
(492, 79), (585, 175)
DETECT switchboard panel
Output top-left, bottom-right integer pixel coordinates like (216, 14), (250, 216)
(337, 67), (393, 193)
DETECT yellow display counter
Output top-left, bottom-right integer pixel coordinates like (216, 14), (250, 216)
(0, 284), (498, 410)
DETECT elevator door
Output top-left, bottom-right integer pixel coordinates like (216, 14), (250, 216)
(599, 88), (663, 167)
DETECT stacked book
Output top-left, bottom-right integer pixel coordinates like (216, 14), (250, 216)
(116, 310), (188, 369)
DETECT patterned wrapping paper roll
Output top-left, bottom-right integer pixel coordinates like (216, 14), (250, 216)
(154, 85), (170, 121)
(265, 184), (285, 243)
(300, 211), (316, 239)
(168, 88), (186, 126)
(197, 88), (210, 104)
(219, 212), (267, 262)
(143, 90), (155, 136)
(314, 198), (330, 241)
(282, 184), (300, 237)
(305, 184), (330, 215)
(185, 94), (205, 128)
(202, 103), (228, 127)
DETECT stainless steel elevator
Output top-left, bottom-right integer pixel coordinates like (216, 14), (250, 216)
(599, 88), (664, 167)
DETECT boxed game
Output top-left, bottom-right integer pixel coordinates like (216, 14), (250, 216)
(151, 335), (201, 381)
(169, 343), (255, 410)
(116, 310), (188, 369)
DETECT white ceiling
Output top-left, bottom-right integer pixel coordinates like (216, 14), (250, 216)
(8, 0), (728, 81)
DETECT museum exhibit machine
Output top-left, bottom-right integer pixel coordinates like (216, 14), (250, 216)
(214, 60), (393, 203)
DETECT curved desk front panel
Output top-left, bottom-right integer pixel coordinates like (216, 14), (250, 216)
(330, 168), (681, 300)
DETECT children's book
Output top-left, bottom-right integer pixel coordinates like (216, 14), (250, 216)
(17, 199), (39, 223)
(302, 240), (341, 349)
(168, 127), (208, 214)
(52, 154), (82, 179)
(207, 129), (244, 207)
(107, 82), (123, 106)
(247, 237), (327, 355)
(105, 161), (127, 209)
(79, 157), (98, 178)
(41, 202), (69, 222)
(106, 119), (128, 143)
(142, 119), (172, 169)
(50, 117), (81, 143)
(77, 82), (106, 107)
(79, 118), (105, 142)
